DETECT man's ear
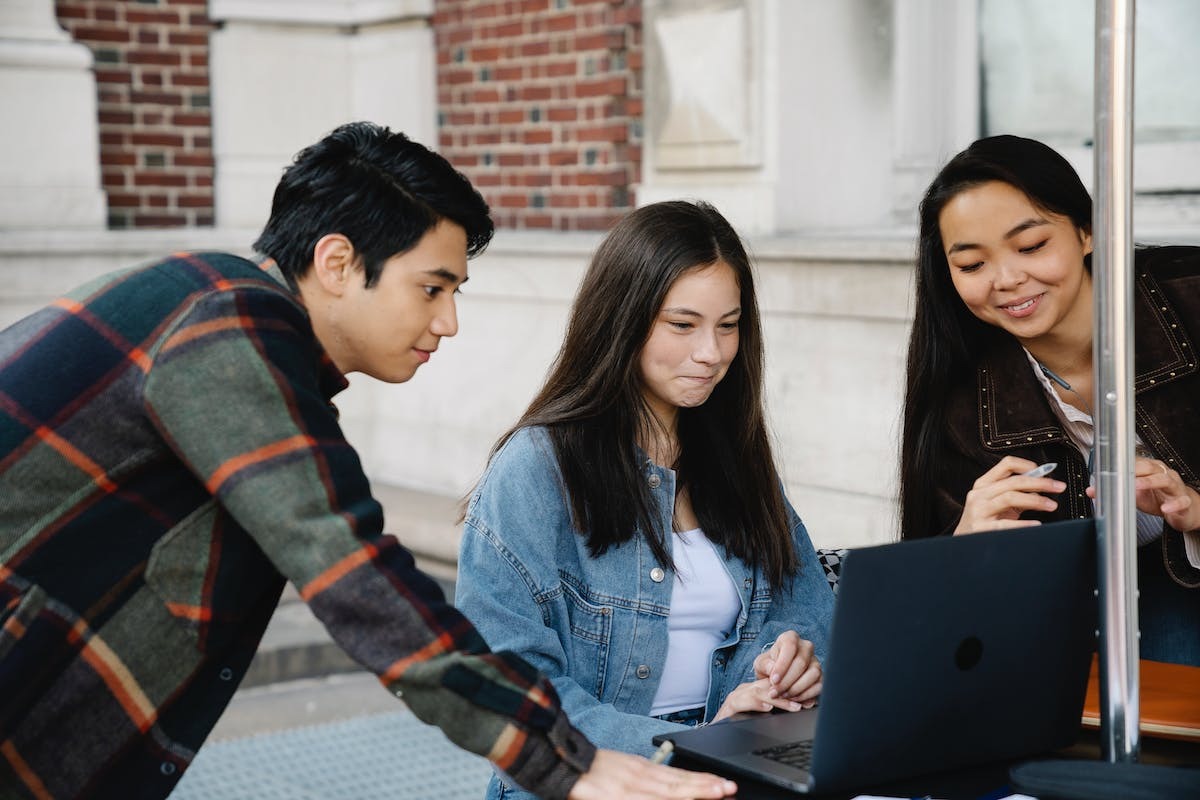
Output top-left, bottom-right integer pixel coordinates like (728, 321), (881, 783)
(310, 234), (359, 297)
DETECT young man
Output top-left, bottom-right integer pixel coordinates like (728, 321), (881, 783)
(0, 122), (736, 800)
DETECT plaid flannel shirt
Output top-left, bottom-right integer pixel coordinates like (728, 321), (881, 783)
(0, 252), (594, 799)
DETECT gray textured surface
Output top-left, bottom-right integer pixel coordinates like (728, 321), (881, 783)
(172, 691), (492, 799)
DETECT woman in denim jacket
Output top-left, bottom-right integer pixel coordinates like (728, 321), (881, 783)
(457, 201), (835, 798)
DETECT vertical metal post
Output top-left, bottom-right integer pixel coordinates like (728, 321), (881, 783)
(1093, 0), (1140, 764)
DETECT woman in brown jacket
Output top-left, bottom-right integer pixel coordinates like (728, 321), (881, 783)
(899, 134), (1200, 666)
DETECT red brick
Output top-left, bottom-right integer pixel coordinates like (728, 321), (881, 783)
(496, 193), (528, 208)
(125, 9), (181, 25)
(148, 195), (169, 208)
(131, 90), (183, 105)
(138, 30), (160, 45)
(467, 88), (501, 103)
(56, 4), (88, 21)
(134, 172), (188, 187)
(574, 77), (626, 98)
(95, 5), (117, 22)
(521, 0), (551, 12)
(141, 72), (164, 87)
(520, 40), (551, 57)
(174, 153), (214, 168)
(108, 193), (141, 208)
(170, 73), (210, 88)
(524, 213), (553, 227)
(490, 20), (524, 38)
(171, 112), (211, 128)
(74, 26), (132, 43)
(193, 175), (213, 187)
(545, 60), (577, 79)
(189, 52), (208, 68)
(168, 32), (209, 47)
(127, 51), (183, 67)
(497, 153), (526, 167)
(95, 68), (132, 84)
(493, 65), (524, 81)
(548, 150), (578, 166)
(131, 132), (185, 147)
(100, 151), (137, 167)
(573, 30), (625, 51)
(177, 194), (215, 208)
(522, 130), (553, 145)
(518, 85), (553, 101)
(497, 109), (524, 124)
(99, 110), (135, 125)
(578, 125), (633, 143)
(473, 173), (503, 187)
(470, 45), (504, 61)
(546, 13), (576, 32)
(134, 214), (188, 227)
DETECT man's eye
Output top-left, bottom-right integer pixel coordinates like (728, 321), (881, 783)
(424, 286), (442, 298)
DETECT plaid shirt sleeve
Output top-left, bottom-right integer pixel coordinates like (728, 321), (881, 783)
(141, 281), (595, 798)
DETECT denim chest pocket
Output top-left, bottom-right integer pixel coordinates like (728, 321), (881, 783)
(739, 584), (772, 642)
(557, 578), (613, 700)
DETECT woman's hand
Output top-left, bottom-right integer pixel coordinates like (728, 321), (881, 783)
(712, 677), (809, 723)
(953, 456), (1066, 535)
(568, 749), (737, 799)
(752, 631), (821, 706)
(1085, 457), (1200, 534)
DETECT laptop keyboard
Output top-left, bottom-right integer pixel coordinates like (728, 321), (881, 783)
(752, 740), (814, 771)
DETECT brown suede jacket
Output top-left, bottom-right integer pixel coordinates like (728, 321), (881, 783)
(935, 245), (1200, 588)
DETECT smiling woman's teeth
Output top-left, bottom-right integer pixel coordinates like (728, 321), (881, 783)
(1007, 298), (1036, 311)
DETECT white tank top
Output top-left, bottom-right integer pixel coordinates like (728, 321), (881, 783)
(649, 528), (742, 716)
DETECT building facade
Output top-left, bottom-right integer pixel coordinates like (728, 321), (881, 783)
(3, 0), (1199, 556)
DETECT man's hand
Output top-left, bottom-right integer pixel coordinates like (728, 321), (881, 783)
(568, 749), (737, 799)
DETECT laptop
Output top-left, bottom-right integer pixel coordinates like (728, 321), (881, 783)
(654, 519), (1098, 794)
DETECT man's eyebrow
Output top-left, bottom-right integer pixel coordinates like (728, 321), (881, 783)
(424, 268), (468, 285)
(947, 217), (1050, 255)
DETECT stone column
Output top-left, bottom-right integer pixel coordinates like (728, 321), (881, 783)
(0, 0), (104, 230)
(208, 0), (437, 230)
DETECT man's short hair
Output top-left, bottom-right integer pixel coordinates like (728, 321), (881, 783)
(253, 121), (494, 289)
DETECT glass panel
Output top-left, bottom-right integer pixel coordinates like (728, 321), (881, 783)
(980, 0), (1200, 147)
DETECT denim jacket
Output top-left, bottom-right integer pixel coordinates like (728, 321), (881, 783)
(456, 426), (835, 798)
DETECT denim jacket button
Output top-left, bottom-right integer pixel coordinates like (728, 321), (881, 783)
(743, 578), (752, 589)
(650, 567), (665, 583)
(647, 474), (661, 489)
(636, 664), (651, 679)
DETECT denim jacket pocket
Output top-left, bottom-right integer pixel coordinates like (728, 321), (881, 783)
(558, 576), (613, 700)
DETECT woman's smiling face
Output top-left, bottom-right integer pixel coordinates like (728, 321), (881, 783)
(939, 180), (1093, 346)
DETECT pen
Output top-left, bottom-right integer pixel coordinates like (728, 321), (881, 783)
(650, 740), (674, 765)
(1021, 462), (1057, 478)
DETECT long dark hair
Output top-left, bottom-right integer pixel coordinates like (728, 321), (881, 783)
(899, 135), (1093, 539)
(493, 200), (796, 587)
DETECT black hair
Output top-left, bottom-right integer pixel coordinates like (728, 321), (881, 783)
(253, 121), (493, 289)
(489, 200), (796, 587)
(899, 135), (1093, 539)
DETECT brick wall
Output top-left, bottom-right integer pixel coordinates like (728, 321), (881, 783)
(434, 0), (643, 231)
(55, 0), (215, 228)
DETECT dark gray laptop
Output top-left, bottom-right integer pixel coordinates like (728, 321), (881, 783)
(654, 519), (1097, 794)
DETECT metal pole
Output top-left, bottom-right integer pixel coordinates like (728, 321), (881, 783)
(1093, 0), (1140, 764)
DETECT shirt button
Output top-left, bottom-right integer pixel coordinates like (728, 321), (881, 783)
(713, 654), (725, 667)
(219, 667), (234, 681)
(161, 762), (177, 776)
(648, 474), (661, 489)
(636, 664), (651, 679)
(743, 578), (752, 588)
(650, 567), (665, 582)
